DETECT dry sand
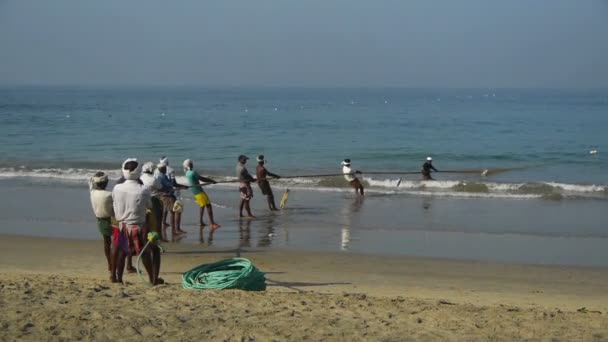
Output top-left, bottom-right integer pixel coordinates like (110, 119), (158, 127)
(1, 234), (607, 341)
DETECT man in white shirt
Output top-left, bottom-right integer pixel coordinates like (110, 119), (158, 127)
(342, 159), (364, 195)
(112, 158), (163, 285)
(89, 171), (114, 273)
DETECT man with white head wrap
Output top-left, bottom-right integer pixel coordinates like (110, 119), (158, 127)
(112, 159), (163, 285)
(421, 156), (438, 180)
(88, 171), (114, 272)
(342, 159), (364, 195)
(255, 155), (281, 211)
(140, 162), (171, 241)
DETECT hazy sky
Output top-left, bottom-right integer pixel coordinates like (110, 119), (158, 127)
(1, 0), (607, 87)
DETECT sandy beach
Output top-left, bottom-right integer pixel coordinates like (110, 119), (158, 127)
(1, 234), (607, 341)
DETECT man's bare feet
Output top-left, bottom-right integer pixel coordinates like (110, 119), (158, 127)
(126, 266), (136, 274)
(211, 223), (221, 230)
(247, 215), (256, 219)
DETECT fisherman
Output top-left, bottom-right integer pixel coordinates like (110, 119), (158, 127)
(255, 155), (281, 211)
(88, 171), (114, 273)
(183, 159), (221, 230)
(157, 157), (188, 234)
(237, 155), (256, 218)
(342, 159), (363, 195)
(422, 156), (438, 180)
(112, 159), (162, 285)
(140, 162), (167, 240)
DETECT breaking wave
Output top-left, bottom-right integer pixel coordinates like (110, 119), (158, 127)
(1, 167), (606, 201)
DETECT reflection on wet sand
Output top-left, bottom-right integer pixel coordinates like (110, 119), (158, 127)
(340, 197), (364, 251)
(257, 214), (277, 247)
(239, 219), (252, 248)
(199, 226), (217, 246)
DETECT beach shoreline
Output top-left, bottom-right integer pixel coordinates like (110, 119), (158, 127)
(1, 234), (607, 340)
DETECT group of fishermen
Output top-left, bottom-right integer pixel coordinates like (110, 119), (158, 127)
(88, 155), (281, 285)
(342, 156), (439, 195)
(88, 154), (437, 285)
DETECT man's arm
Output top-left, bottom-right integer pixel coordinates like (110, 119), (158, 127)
(171, 177), (189, 189)
(431, 165), (438, 172)
(198, 175), (217, 184)
(266, 169), (281, 179)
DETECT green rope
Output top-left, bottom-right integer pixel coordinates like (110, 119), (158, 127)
(181, 258), (266, 291)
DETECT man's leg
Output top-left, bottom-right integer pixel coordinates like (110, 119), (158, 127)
(245, 200), (255, 218)
(111, 242), (126, 283)
(199, 206), (206, 226)
(239, 199), (245, 217)
(206, 204), (220, 229)
(103, 235), (111, 271)
(175, 210), (183, 232)
(152, 244), (162, 285)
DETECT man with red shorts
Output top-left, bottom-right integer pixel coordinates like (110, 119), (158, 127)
(112, 158), (162, 285)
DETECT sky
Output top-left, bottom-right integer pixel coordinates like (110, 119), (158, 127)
(0, 0), (607, 88)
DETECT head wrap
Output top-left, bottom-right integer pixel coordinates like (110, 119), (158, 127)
(142, 162), (154, 174)
(257, 155), (265, 162)
(183, 159), (193, 171)
(122, 158), (141, 180)
(91, 171), (108, 184)
(341, 159), (351, 166)
(159, 156), (169, 166)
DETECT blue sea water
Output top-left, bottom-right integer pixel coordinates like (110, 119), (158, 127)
(1, 86), (606, 199)
(1, 86), (607, 266)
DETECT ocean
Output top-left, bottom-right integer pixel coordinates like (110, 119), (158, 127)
(0, 86), (606, 266)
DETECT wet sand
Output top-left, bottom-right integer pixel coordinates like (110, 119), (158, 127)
(2, 180), (608, 267)
(1, 234), (607, 341)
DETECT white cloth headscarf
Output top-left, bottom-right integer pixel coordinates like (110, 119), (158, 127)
(121, 158), (141, 180)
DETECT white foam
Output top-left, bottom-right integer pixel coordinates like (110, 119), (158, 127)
(544, 182), (606, 193)
(400, 190), (541, 199)
(363, 177), (402, 188)
(1, 167), (606, 200)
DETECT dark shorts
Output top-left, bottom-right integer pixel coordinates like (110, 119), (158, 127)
(149, 197), (163, 232)
(349, 178), (363, 189)
(96, 217), (112, 237)
(258, 180), (273, 196)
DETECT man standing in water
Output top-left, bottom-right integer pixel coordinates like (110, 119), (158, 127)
(157, 157), (188, 234)
(112, 159), (162, 285)
(342, 159), (364, 195)
(183, 159), (221, 230)
(255, 155), (281, 211)
(237, 155), (256, 218)
(422, 156), (438, 180)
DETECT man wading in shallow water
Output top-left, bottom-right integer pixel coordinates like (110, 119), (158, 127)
(112, 159), (163, 285)
(237, 155), (256, 218)
(255, 155), (281, 211)
(342, 159), (364, 195)
(183, 159), (221, 230)
(422, 156), (438, 180)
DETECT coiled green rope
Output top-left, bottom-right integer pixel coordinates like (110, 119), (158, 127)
(182, 258), (266, 291)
